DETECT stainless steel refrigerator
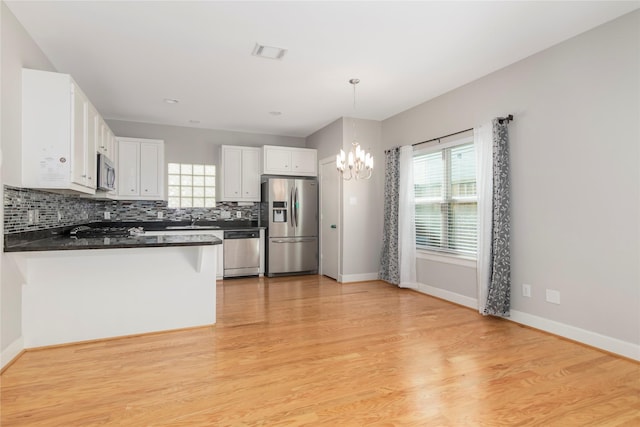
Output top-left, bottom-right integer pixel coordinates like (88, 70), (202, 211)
(261, 177), (318, 277)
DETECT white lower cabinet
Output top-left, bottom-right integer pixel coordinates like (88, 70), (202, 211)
(116, 137), (165, 200)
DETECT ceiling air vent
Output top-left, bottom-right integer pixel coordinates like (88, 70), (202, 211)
(252, 43), (287, 60)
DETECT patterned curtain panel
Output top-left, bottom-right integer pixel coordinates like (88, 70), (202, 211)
(380, 147), (400, 285)
(484, 119), (511, 316)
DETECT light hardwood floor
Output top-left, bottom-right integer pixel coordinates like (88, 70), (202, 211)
(1, 275), (639, 426)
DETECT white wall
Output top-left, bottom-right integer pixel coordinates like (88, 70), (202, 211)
(1, 1), (56, 365)
(382, 11), (640, 356)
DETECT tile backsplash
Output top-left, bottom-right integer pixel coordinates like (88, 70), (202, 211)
(3, 186), (258, 234)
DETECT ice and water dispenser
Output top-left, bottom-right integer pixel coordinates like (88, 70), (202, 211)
(272, 201), (287, 223)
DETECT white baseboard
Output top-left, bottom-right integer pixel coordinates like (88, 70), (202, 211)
(339, 272), (380, 283)
(409, 282), (639, 361)
(408, 282), (478, 309)
(509, 310), (640, 361)
(1, 336), (24, 370)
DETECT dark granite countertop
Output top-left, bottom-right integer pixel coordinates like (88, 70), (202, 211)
(4, 227), (222, 253)
(4, 234), (221, 253)
(3, 220), (264, 253)
(98, 220), (263, 231)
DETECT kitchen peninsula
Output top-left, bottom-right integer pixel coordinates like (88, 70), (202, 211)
(5, 229), (221, 348)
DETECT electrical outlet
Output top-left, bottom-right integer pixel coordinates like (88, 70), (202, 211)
(522, 284), (531, 298)
(27, 210), (35, 225)
(104, 211), (111, 220)
(34, 209), (40, 224)
(157, 211), (164, 219)
(57, 210), (62, 222)
(236, 211), (242, 218)
(546, 289), (561, 305)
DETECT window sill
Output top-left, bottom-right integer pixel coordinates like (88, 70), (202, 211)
(416, 250), (476, 268)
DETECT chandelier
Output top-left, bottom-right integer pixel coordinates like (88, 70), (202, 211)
(336, 78), (373, 180)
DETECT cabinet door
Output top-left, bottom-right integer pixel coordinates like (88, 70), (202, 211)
(85, 103), (98, 188)
(71, 83), (88, 186)
(291, 149), (317, 176)
(97, 118), (106, 155)
(242, 148), (260, 199)
(140, 142), (160, 197)
(222, 146), (243, 199)
(263, 147), (291, 174)
(106, 128), (115, 158)
(118, 140), (139, 196)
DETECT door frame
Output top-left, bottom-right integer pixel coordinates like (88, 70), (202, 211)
(318, 156), (342, 280)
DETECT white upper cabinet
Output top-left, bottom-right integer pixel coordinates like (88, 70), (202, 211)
(262, 145), (317, 176)
(116, 137), (165, 200)
(21, 68), (103, 194)
(220, 145), (260, 202)
(96, 116), (115, 158)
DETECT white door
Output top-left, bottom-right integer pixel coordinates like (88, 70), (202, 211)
(320, 158), (340, 280)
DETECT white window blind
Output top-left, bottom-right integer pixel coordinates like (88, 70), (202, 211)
(413, 141), (477, 256)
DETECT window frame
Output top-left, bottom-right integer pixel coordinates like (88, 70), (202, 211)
(413, 135), (477, 259)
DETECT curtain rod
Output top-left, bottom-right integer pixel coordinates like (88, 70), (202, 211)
(411, 114), (514, 148)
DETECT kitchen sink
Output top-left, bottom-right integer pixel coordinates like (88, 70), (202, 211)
(165, 225), (221, 230)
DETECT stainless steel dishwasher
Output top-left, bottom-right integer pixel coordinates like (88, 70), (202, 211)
(223, 230), (260, 278)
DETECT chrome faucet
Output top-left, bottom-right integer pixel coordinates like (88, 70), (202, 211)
(190, 215), (201, 226)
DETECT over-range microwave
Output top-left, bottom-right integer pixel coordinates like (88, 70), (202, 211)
(97, 153), (116, 191)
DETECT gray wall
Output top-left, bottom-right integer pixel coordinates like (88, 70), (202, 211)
(1, 1), (56, 357)
(307, 117), (384, 281)
(340, 118), (383, 280)
(106, 119), (305, 167)
(382, 11), (640, 345)
(306, 117), (343, 162)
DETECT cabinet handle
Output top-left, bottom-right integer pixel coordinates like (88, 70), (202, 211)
(82, 174), (87, 178)
(144, 189), (148, 192)
(130, 189), (135, 192)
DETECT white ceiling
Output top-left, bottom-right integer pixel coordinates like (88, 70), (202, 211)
(6, 1), (639, 138)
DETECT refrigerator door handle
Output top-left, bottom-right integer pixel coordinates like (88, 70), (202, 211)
(294, 186), (299, 228)
(271, 238), (316, 243)
(289, 187), (295, 228)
